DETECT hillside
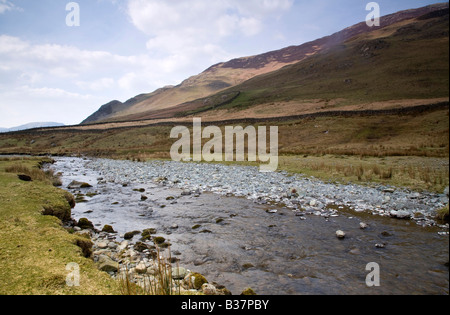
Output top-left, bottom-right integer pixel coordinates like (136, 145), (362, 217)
(164, 4), (449, 120)
(82, 3), (449, 124)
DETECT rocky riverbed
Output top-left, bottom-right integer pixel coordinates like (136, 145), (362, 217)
(51, 157), (449, 295)
(68, 224), (232, 295)
(86, 158), (449, 227)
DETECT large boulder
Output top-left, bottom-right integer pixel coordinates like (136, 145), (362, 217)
(183, 272), (208, 290)
(77, 218), (94, 230)
(135, 262), (148, 274)
(390, 210), (411, 220)
(97, 255), (119, 273)
(172, 267), (188, 280)
(68, 180), (92, 189)
(101, 225), (116, 233)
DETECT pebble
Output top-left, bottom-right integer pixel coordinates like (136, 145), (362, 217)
(108, 242), (118, 249)
(97, 242), (108, 249)
(135, 262), (148, 274)
(390, 210), (411, 220)
(360, 222), (369, 230)
(82, 158), (446, 228)
(75, 226), (227, 295)
(172, 267), (188, 280)
(119, 241), (129, 251)
(336, 230), (346, 239)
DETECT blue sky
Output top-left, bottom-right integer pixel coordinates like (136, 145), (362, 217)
(0, 0), (443, 127)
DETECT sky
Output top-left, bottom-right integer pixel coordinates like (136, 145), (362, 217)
(0, 0), (443, 127)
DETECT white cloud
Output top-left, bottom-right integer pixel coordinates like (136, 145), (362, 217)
(239, 17), (263, 36)
(0, 0), (295, 127)
(128, 0), (293, 35)
(17, 85), (93, 100)
(124, 0), (294, 90)
(0, 0), (19, 14)
(0, 35), (168, 126)
(0, 35), (170, 92)
(0, 32), (226, 126)
(0, 85), (101, 127)
(128, 0), (294, 54)
(76, 78), (115, 91)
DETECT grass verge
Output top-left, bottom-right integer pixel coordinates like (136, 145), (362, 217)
(0, 157), (120, 295)
(276, 155), (449, 193)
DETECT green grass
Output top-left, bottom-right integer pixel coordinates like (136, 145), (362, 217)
(0, 157), (120, 295)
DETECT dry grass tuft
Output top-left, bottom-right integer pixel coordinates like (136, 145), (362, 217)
(5, 163), (62, 186)
(436, 204), (449, 224)
(119, 246), (181, 296)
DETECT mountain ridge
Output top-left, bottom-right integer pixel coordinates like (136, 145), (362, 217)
(82, 2), (449, 125)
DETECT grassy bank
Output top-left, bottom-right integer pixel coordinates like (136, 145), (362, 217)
(0, 107), (448, 158)
(0, 157), (120, 295)
(278, 155), (449, 194)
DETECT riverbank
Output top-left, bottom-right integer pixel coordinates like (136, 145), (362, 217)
(0, 157), (120, 295)
(66, 221), (233, 295)
(0, 157), (243, 295)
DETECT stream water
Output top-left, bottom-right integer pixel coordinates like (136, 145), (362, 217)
(51, 157), (449, 295)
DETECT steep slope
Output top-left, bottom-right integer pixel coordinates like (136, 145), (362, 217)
(82, 3), (449, 124)
(167, 4), (449, 119)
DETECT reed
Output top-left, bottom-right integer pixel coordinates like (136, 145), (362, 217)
(119, 246), (181, 296)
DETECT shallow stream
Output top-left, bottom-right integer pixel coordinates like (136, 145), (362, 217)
(52, 157), (449, 295)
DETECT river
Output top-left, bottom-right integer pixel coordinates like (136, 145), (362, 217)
(51, 157), (449, 295)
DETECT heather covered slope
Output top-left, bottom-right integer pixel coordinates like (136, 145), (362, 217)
(82, 3), (449, 124)
(171, 5), (449, 119)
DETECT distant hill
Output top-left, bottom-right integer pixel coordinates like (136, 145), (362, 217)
(82, 2), (449, 124)
(0, 122), (65, 133)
